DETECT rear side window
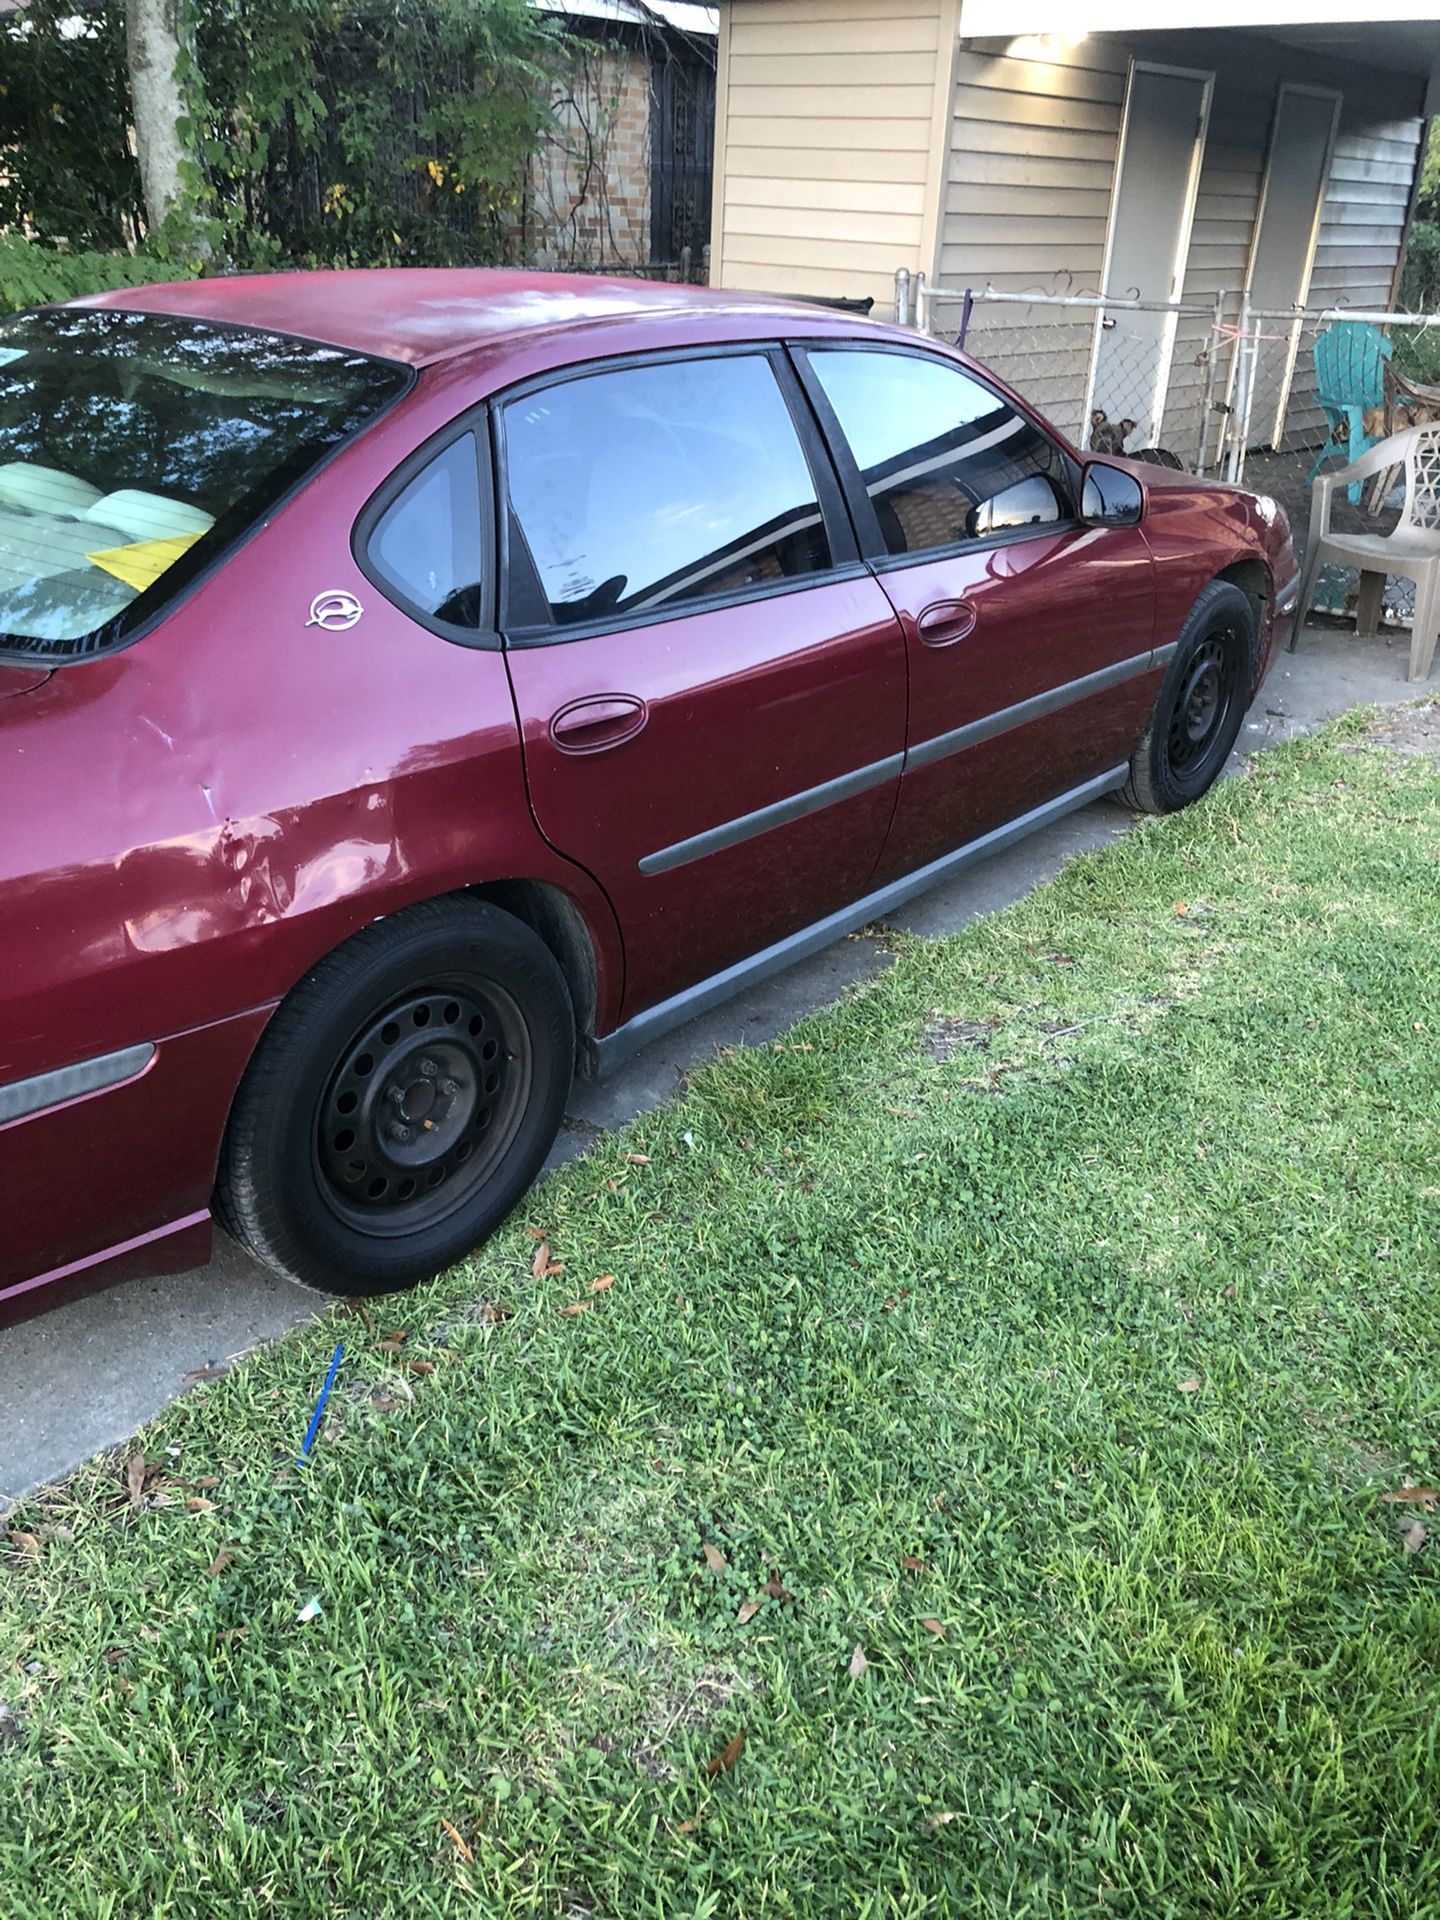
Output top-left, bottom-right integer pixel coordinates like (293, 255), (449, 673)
(807, 348), (1072, 559)
(0, 307), (408, 660)
(367, 434), (483, 628)
(500, 353), (831, 631)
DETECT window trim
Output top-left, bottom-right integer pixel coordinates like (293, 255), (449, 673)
(492, 341), (863, 649)
(0, 308), (416, 670)
(351, 405), (500, 649)
(789, 339), (1085, 573)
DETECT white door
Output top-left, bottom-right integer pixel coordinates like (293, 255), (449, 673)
(1087, 63), (1212, 452)
(1245, 84), (1343, 445)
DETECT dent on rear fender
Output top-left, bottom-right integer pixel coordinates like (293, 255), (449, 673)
(119, 786), (408, 953)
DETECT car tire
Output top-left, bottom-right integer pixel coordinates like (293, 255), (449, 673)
(215, 897), (574, 1296)
(1119, 580), (1256, 815)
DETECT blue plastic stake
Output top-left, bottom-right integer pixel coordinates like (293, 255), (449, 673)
(298, 1342), (344, 1465)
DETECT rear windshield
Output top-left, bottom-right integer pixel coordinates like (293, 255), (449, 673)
(0, 306), (410, 660)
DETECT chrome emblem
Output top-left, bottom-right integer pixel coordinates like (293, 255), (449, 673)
(306, 589), (363, 632)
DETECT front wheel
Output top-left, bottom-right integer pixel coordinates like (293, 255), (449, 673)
(1119, 580), (1255, 814)
(215, 898), (574, 1296)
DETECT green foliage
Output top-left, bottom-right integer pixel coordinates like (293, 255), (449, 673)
(1, 0), (564, 269)
(0, 235), (191, 314)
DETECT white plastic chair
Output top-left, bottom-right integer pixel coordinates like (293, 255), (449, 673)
(1293, 422), (1440, 682)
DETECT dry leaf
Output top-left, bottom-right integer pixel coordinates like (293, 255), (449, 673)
(557, 1301), (590, 1318)
(378, 1332), (408, 1355)
(1174, 901), (1189, 916)
(705, 1730), (746, 1778)
(185, 1497), (215, 1513)
(1222, 1283), (1237, 1301)
(920, 1617), (947, 1639)
(440, 1817), (474, 1863)
(543, 1261), (566, 1278)
(531, 1241), (551, 1278)
(901, 1554), (926, 1574)
(702, 1543), (727, 1574)
(761, 1572), (794, 1603)
(589, 1274), (616, 1293)
(524, 1226), (548, 1242)
(8, 1530), (41, 1559)
(848, 1644), (869, 1679)
(675, 1815), (705, 1835)
(406, 1360), (437, 1377)
(478, 1301), (512, 1327)
(1405, 1520), (1428, 1556)
(1177, 1376), (1201, 1393)
(125, 1452), (147, 1507)
(204, 1549), (236, 1577)
(191, 1475), (221, 1491)
(624, 1153), (651, 1165)
(1380, 1486), (1440, 1507)
(736, 1600), (761, 1624)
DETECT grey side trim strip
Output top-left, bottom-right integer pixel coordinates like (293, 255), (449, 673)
(0, 1042), (156, 1127)
(905, 647), (1165, 774)
(595, 763), (1127, 1077)
(639, 750), (904, 877)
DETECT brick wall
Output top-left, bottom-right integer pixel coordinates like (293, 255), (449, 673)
(525, 37), (653, 268)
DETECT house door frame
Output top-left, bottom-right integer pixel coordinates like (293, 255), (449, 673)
(1083, 59), (1214, 449)
(1239, 80), (1343, 446)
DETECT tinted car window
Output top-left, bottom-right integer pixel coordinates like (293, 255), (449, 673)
(368, 434), (483, 627)
(502, 354), (830, 630)
(0, 307), (408, 660)
(808, 348), (1072, 559)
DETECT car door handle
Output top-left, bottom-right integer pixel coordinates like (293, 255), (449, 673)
(548, 693), (649, 755)
(915, 600), (978, 647)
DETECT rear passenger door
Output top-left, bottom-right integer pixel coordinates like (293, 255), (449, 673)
(795, 344), (1157, 884)
(498, 348), (908, 1022)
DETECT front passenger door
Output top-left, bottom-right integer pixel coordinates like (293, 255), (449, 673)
(797, 345), (1158, 884)
(499, 349), (908, 1023)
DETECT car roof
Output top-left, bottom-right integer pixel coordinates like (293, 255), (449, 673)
(75, 268), (853, 367)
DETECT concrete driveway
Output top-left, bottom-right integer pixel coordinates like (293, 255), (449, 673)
(0, 624), (1416, 1508)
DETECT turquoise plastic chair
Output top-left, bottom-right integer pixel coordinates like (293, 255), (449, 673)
(1310, 321), (1391, 504)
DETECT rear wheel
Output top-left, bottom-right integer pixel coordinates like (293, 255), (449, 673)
(215, 898), (573, 1295)
(1120, 580), (1255, 814)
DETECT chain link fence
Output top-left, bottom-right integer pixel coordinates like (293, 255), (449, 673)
(910, 273), (1440, 641)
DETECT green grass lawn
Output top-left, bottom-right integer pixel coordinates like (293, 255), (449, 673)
(4, 715), (1440, 1919)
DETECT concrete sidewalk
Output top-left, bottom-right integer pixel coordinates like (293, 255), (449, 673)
(0, 620), (1419, 1508)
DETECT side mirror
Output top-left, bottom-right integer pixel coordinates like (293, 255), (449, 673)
(1081, 461), (1144, 527)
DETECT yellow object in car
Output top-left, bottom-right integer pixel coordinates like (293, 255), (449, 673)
(85, 532), (204, 592)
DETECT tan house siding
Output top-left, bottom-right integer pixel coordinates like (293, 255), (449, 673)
(710, 0), (958, 316)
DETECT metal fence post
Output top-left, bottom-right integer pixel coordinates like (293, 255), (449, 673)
(1195, 289), (1225, 476)
(893, 266), (911, 329)
(679, 244), (692, 284)
(958, 287), (974, 351)
(1225, 290), (1253, 485)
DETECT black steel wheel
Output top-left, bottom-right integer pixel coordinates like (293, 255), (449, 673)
(216, 898), (574, 1296)
(1119, 580), (1256, 814)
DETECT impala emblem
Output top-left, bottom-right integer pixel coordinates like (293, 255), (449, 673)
(306, 589), (363, 632)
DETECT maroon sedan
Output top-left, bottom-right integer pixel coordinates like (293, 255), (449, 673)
(0, 270), (1296, 1318)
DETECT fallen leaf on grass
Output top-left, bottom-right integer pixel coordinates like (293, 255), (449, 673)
(1380, 1486), (1440, 1507)
(702, 1543), (727, 1574)
(378, 1332), (408, 1355)
(1405, 1521), (1428, 1556)
(589, 1274), (616, 1293)
(848, 1644), (869, 1679)
(184, 1497), (215, 1513)
(705, 1730), (745, 1778)
(761, 1572), (794, 1603)
(920, 1617), (947, 1639)
(624, 1153), (651, 1165)
(531, 1241), (552, 1278)
(204, 1549), (236, 1577)
(556, 1301), (590, 1318)
(1177, 1376), (1201, 1394)
(1222, 1283), (1237, 1302)
(901, 1554), (926, 1574)
(440, 1817), (474, 1863)
(477, 1301), (512, 1327)
(191, 1475), (221, 1491)
(736, 1600), (761, 1624)
(1175, 901), (1190, 917)
(125, 1453), (151, 1510)
(524, 1226), (549, 1242)
(406, 1360), (437, 1377)
(7, 1531), (40, 1559)
(675, 1812), (707, 1836)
